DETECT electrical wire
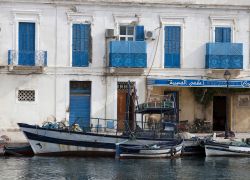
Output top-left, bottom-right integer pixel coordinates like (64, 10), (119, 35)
(146, 27), (162, 78)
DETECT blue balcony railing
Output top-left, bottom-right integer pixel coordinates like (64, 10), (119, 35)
(8, 50), (47, 66)
(205, 43), (243, 69)
(109, 41), (147, 68)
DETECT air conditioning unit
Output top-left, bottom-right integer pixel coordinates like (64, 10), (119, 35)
(105, 29), (115, 38)
(145, 30), (155, 40)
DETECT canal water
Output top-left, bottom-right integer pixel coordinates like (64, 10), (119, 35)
(0, 156), (249, 180)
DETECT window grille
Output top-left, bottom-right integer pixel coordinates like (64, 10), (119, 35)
(18, 90), (35, 102)
(118, 82), (135, 90)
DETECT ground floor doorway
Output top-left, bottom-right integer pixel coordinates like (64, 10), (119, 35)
(69, 81), (91, 130)
(213, 96), (226, 131)
(117, 82), (135, 132)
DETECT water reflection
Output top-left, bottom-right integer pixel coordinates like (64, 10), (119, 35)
(0, 156), (249, 180)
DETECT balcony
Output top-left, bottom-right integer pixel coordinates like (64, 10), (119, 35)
(205, 43), (243, 69)
(8, 50), (47, 73)
(109, 41), (147, 68)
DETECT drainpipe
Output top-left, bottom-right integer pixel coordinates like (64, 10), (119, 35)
(104, 37), (108, 120)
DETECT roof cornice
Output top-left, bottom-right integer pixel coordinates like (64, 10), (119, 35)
(1, 0), (250, 10)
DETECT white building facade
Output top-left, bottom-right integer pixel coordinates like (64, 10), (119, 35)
(0, 0), (250, 142)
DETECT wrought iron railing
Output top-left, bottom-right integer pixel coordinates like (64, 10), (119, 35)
(8, 50), (47, 66)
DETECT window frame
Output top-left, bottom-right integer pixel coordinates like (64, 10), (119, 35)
(213, 26), (232, 43)
(11, 10), (40, 66)
(118, 25), (135, 41)
(163, 25), (182, 69)
(160, 16), (185, 69)
(71, 23), (91, 67)
(67, 12), (93, 67)
(209, 16), (236, 43)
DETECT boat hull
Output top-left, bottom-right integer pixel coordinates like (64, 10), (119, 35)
(4, 145), (34, 156)
(205, 142), (250, 156)
(18, 123), (202, 156)
(119, 143), (183, 158)
(19, 123), (177, 156)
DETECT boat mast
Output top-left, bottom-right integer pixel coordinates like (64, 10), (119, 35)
(125, 81), (131, 134)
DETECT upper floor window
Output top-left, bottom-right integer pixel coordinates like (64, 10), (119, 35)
(164, 26), (181, 68)
(215, 27), (231, 43)
(119, 26), (134, 41)
(119, 25), (144, 41)
(72, 24), (91, 67)
(18, 22), (35, 66)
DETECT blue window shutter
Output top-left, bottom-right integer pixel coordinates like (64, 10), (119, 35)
(18, 22), (35, 65)
(135, 26), (144, 41)
(164, 26), (180, 68)
(72, 24), (90, 67)
(215, 28), (223, 42)
(215, 27), (231, 43)
(223, 28), (231, 43)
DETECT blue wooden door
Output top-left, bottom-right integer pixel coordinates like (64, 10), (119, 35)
(164, 26), (181, 68)
(72, 24), (90, 67)
(69, 95), (90, 129)
(18, 22), (35, 66)
(69, 82), (91, 130)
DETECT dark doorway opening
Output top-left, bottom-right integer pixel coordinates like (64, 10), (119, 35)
(213, 96), (226, 131)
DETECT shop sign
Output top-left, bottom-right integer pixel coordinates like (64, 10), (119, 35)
(148, 79), (250, 88)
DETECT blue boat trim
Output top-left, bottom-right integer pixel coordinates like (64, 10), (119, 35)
(23, 131), (116, 149)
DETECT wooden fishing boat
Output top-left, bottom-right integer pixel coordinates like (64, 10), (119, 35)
(18, 122), (180, 156)
(0, 136), (9, 156)
(118, 140), (183, 158)
(17, 122), (204, 156)
(205, 140), (250, 156)
(3, 144), (34, 156)
(17, 87), (203, 157)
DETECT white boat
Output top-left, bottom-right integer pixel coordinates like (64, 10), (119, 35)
(118, 140), (183, 158)
(205, 140), (250, 156)
(18, 123), (200, 156)
(18, 123), (181, 156)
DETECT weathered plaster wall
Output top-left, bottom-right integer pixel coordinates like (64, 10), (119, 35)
(0, 0), (249, 143)
(151, 87), (196, 123)
(232, 94), (250, 132)
(179, 88), (195, 123)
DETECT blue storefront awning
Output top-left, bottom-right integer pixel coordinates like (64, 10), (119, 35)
(147, 79), (250, 88)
